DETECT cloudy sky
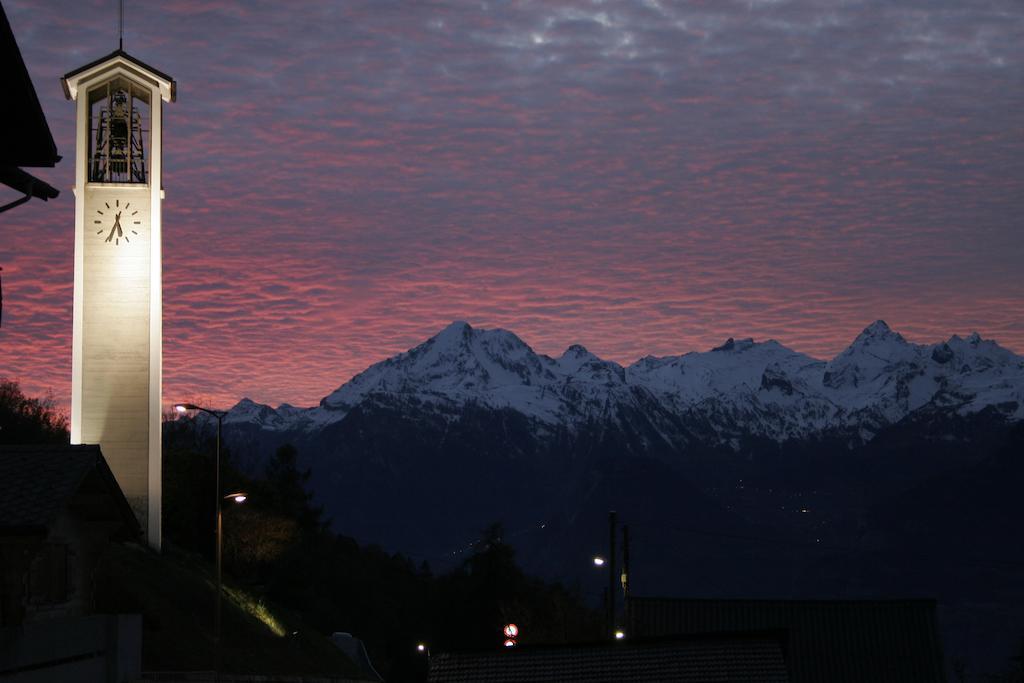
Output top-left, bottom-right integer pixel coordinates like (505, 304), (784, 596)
(2, 0), (1022, 410)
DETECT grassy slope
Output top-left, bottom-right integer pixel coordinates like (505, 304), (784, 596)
(93, 541), (372, 679)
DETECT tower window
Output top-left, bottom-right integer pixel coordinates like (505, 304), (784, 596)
(87, 78), (150, 184)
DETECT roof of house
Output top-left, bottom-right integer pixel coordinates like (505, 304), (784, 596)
(627, 597), (946, 683)
(0, 3), (60, 205)
(0, 444), (139, 538)
(428, 633), (790, 683)
(0, 4), (59, 168)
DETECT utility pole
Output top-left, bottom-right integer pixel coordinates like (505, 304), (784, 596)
(608, 510), (617, 638)
(621, 524), (630, 633)
(621, 524), (630, 598)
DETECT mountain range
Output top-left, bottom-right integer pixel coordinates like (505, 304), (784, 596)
(173, 320), (1024, 674)
(220, 319), (1023, 448)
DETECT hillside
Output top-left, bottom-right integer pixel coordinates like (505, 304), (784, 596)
(92, 541), (374, 680)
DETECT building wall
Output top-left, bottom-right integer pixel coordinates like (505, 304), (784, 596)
(78, 185), (153, 534)
(0, 613), (141, 682)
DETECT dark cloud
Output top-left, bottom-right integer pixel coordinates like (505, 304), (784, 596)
(2, 0), (1022, 409)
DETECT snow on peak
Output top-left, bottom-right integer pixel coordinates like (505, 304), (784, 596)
(561, 343), (593, 359)
(851, 320), (904, 346)
(433, 320), (474, 348)
(316, 322), (561, 421)
(831, 321), (911, 384)
(223, 397), (288, 428)
(712, 337), (757, 353)
(222, 321), (1023, 441)
(628, 336), (819, 405)
(557, 344), (626, 385)
(558, 344), (601, 370)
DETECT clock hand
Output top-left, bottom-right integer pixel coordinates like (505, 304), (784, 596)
(105, 223), (117, 242)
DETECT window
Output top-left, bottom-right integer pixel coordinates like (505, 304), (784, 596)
(87, 77), (150, 184)
(28, 543), (69, 605)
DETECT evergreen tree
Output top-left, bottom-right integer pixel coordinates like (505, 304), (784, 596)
(262, 443), (324, 533)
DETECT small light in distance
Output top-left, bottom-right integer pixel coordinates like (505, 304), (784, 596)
(417, 643), (426, 652)
(503, 639), (516, 648)
(233, 494), (247, 503)
(504, 623), (519, 638)
(174, 404), (188, 413)
(615, 630), (625, 640)
(593, 556), (605, 566)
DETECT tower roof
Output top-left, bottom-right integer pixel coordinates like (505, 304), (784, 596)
(62, 49), (175, 103)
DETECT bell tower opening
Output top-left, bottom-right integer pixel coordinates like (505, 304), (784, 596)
(87, 77), (149, 184)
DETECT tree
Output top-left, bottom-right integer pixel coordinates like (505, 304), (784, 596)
(262, 444), (324, 533)
(0, 380), (68, 444)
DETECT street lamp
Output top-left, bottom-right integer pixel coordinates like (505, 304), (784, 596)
(174, 402), (243, 673)
(592, 512), (620, 639)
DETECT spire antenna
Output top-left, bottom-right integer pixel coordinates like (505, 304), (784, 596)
(118, 0), (124, 50)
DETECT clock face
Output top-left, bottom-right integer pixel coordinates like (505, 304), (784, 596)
(92, 198), (141, 246)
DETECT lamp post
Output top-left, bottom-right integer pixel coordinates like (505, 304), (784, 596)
(174, 403), (244, 673)
(608, 510), (617, 638)
(593, 511), (622, 639)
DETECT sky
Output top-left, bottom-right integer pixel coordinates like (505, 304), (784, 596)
(2, 0), (1023, 411)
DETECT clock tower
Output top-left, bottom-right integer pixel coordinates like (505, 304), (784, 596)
(62, 51), (175, 550)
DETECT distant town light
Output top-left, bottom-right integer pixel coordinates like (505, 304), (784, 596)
(593, 556), (606, 566)
(504, 623), (519, 638)
(615, 630), (625, 640)
(417, 643), (426, 652)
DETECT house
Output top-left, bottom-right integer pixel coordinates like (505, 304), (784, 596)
(0, 444), (140, 627)
(627, 597), (948, 683)
(427, 597), (948, 682)
(0, 1), (60, 214)
(0, 445), (142, 681)
(428, 632), (791, 682)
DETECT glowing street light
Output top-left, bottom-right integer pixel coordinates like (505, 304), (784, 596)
(615, 630), (625, 640)
(593, 556), (606, 566)
(503, 623), (519, 638)
(503, 639), (516, 648)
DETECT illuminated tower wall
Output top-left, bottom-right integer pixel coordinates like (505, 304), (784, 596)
(63, 52), (175, 550)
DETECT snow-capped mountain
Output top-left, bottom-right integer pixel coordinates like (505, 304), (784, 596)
(214, 320), (1023, 449)
(170, 320), (1024, 675)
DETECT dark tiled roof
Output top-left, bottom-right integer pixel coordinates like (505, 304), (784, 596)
(0, 444), (138, 536)
(628, 598), (946, 683)
(0, 165), (59, 201)
(428, 634), (790, 683)
(0, 3), (59, 168)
